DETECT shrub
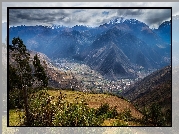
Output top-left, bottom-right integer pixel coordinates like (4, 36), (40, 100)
(27, 90), (55, 126)
(24, 90), (104, 126)
(142, 103), (169, 126)
(118, 108), (132, 121)
(95, 103), (118, 119)
(148, 103), (165, 126)
(9, 89), (24, 109)
(112, 120), (128, 126)
(53, 101), (103, 126)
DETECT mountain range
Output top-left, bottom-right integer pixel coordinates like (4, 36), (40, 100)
(9, 18), (171, 80)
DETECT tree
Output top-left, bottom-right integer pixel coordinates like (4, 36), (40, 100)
(33, 54), (48, 87)
(142, 106), (150, 125)
(9, 37), (32, 125)
(142, 103), (165, 126)
(149, 103), (165, 126)
(9, 65), (20, 91)
(9, 37), (48, 126)
(9, 65), (24, 108)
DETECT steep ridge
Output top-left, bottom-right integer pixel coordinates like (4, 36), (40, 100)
(85, 41), (136, 80)
(154, 21), (171, 44)
(91, 27), (164, 69)
(9, 48), (82, 91)
(29, 50), (82, 90)
(123, 65), (171, 113)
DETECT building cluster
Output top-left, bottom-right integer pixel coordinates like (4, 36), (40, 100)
(53, 58), (141, 94)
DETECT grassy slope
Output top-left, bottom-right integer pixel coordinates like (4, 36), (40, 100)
(45, 89), (143, 118)
(9, 88), (145, 126)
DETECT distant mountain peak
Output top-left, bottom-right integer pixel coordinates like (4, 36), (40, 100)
(123, 18), (144, 24)
(105, 18), (146, 28)
(160, 20), (171, 27)
(107, 17), (125, 24)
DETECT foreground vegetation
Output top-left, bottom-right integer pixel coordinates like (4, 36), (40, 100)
(9, 88), (146, 126)
(9, 87), (171, 126)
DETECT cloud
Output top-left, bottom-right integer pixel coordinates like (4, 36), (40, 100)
(115, 9), (171, 28)
(117, 9), (144, 17)
(3, 2), (177, 28)
(9, 9), (72, 26)
(143, 9), (171, 27)
(8, 8), (171, 28)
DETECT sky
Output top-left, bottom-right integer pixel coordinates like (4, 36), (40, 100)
(8, 8), (171, 28)
(2, 2), (179, 29)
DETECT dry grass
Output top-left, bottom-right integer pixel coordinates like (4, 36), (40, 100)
(9, 88), (144, 126)
(9, 109), (24, 126)
(45, 89), (143, 119)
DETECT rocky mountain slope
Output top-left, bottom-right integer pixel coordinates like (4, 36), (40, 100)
(9, 48), (82, 91)
(123, 65), (171, 113)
